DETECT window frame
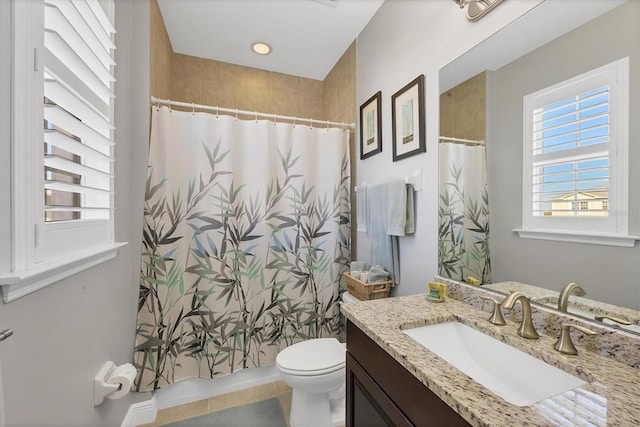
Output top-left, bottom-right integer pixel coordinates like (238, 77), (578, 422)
(515, 57), (637, 247)
(0, 0), (125, 303)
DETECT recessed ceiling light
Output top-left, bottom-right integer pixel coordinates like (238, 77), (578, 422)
(251, 42), (272, 55)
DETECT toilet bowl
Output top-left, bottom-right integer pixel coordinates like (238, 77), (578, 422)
(341, 290), (360, 303)
(275, 291), (357, 427)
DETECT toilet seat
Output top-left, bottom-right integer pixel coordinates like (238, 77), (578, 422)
(276, 338), (345, 376)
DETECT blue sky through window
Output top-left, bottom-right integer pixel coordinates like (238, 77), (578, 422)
(535, 86), (610, 210)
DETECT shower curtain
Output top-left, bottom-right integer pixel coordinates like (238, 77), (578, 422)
(438, 142), (491, 284)
(134, 107), (351, 391)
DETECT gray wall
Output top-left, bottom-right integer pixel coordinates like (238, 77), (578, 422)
(0, 1), (151, 425)
(355, 0), (542, 296)
(487, 1), (640, 309)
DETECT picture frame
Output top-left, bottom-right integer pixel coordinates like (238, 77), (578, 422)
(359, 91), (382, 160)
(391, 75), (425, 161)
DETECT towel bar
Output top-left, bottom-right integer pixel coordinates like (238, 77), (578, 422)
(355, 169), (423, 192)
(0, 329), (13, 342)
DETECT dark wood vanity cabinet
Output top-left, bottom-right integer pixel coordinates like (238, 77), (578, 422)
(346, 320), (471, 427)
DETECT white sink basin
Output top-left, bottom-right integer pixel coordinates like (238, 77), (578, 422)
(403, 322), (587, 406)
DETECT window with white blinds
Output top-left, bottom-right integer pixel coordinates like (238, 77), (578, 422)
(0, 0), (123, 302)
(521, 57), (629, 240)
(44, 0), (116, 223)
(531, 86), (610, 218)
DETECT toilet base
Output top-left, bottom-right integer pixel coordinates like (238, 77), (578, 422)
(330, 395), (346, 426)
(289, 389), (345, 427)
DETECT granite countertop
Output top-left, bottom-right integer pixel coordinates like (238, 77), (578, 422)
(341, 294), (640, 427)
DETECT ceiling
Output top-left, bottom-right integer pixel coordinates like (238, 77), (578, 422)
(157, 0), (385, 81)
(439, 0), (626, 92)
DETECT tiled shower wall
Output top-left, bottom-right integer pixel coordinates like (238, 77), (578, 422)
(168, 55), (325, 121)
(323, 42), (357, 255)
(150, 0), (172, 100)
(439, 71), (486, 141)
(149, 0), (357, 256)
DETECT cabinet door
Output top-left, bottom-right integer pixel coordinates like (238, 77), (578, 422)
(347, 352), (412, 427)
(346, 320), (471, 427)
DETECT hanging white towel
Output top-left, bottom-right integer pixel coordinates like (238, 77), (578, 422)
(356, 183), (368, 232)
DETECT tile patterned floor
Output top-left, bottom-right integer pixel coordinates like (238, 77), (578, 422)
(138, 381), (293, 427)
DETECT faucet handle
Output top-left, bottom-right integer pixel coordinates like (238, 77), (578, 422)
(594, 315), (631, 325)
(554, 323), (596, 355)
(480, 296), (506, 325)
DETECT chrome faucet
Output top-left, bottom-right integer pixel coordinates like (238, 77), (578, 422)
(501, 292), (539, 339)
(557, 282), (586, 312)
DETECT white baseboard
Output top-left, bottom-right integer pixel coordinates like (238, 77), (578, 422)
(155, 366), (280, 409)
(120, 394), (157, 427)
(121, 366), (280, 426)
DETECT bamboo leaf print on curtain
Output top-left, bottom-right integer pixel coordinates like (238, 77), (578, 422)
(438, 142), (491, 284)
(135, 107), (350, 391)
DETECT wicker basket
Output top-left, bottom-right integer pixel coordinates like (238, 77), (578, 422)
(343, 272), (392, 301)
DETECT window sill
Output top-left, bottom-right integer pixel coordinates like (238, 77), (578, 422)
(513, 229), (638, 247)
(0, 242), (128, 303)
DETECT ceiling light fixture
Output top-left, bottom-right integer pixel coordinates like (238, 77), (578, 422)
(251, 42), (272, 55)
(452, 0), (504, 22)
(311, 0), (340, 7)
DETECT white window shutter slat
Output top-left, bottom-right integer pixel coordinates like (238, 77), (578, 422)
(45, 105), (113, 152)
(43, 0), (115, 225)
(44, 129), (112, 165)
(70, 0), (116, 52)
(44, 79), (112, 137)
(45, 0), (115, 69)
(45, 4), (114, 89)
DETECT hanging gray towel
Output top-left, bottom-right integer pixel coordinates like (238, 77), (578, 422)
(387, 180), (415, 236)
(405, 185), (415, 234)
(356, 183), (368, 232)
(366, 183), (400, 285)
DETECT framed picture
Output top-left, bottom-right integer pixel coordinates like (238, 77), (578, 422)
(359, 91), (382, 160)
(391, 75), (425, 161)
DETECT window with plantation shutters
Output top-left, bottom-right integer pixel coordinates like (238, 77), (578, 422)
(44, 0), (115, 223)
(531, 86), (610, 218)
(0, 0), (125, 303)
(518, 57), (633, 246)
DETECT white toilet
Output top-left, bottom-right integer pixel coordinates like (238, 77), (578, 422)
(276, 291), (360, 427)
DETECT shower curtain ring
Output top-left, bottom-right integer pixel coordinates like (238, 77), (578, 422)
(255, 111), (258, 123)
(274, 113), (277, 125)
(216, 106), (219, 118)
(236, 108), (239, 121)
(309, 118), (313, 130)
(293, 117), (296, 127)
(192, 102), (195, 116)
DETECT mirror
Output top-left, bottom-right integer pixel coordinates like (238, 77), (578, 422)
(438, 0), (640, 333)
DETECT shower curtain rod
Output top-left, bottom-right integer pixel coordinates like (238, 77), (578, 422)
(151, 97), (356, 129)
(439, 135), (485, 146)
